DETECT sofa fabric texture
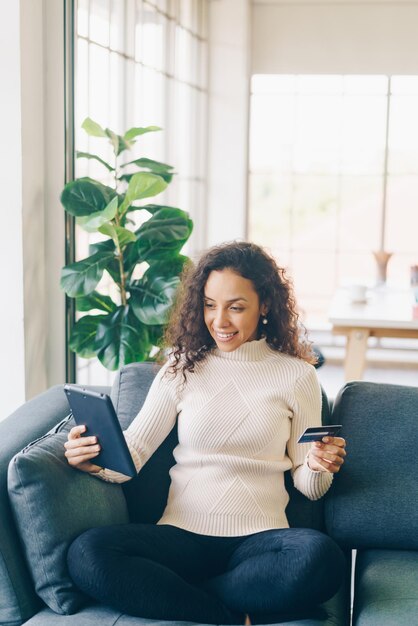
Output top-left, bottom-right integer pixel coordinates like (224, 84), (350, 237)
(5, 363), (179, 618)
(4, 363), (347, 626)
(352, 549), (418, 626)
(7, 415), (130, 615)
(324, 381), (418, 550)
(0, 386), (74, 626)
(22, 604), (338, 626)
(13, 368), (418, 625)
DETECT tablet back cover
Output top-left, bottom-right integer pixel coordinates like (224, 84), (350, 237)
(64, 386), (137, 477)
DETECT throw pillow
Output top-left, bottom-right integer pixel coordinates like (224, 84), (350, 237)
(7, 413), (129, 615)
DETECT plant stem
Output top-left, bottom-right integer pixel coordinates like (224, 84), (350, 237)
(114, 154), (127, 306)
(117, 250), (127, 305)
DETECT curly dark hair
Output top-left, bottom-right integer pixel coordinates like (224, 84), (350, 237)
(164, 241), (316, 378)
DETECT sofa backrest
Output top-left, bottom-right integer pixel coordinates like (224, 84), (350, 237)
(110, 362), (332, 532)
(325, 381), (418, 550)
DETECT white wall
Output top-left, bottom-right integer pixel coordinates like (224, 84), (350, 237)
(252, 0), (418, 74)
(0, 0), (66, 419)
(42, 0), (66, 391)
(20, 0), (66, 401)
(204, 0), (418, 252)
(0, 0), (26, 418)
(205, 0), (252, 248)
(21, 0), (48, 400)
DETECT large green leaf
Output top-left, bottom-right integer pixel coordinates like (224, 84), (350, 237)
(75, 291), (116, 313)
(60, 250), (114, 297)
(76, 151), (114, 172)
(144, 256), (189, 279)
(99, 223), (137, 249)
(81, 117), (107, 137)
(105, 128), (120, 154)
(119, 171), (173, 184)
(61, 178), (117, 217)
(95, 306), (150, 370)
(120, 241), (143, 278)
(89, 239), (115, 256)
(89, 239), (140, 284)
(130, 273), (181, 325)
(136, 208), (193, 262)
(146, 324), (165, 348)
(105, 128), (133, 156)
(69, 314), (107, 358)
(121, 157), (174, 173)
(123, 172), (167, 209)
(131, 157), (173, 171)
(76, 196), (119, 232)
(123, 126), (161, 141)
(140, 203), (181, 215)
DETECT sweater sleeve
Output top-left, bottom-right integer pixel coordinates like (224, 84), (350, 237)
(287, 365), (333, 501)
(95, 360), (179, 483)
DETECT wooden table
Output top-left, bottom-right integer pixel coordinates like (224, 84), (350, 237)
(328, 287), (418, 381)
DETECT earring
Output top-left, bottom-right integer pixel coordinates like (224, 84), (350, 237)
(262, 316), (268, 325)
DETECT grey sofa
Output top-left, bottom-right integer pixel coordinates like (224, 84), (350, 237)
(0, 363), (416, 626)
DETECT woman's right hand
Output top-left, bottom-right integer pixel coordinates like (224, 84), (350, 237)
(64, 425), (102, 474)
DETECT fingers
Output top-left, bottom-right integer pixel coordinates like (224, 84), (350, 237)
(65, 434), (98, 449)
(65, 427), (101, 470)
(65, 452), (99, 467)
(68, 425), (87, 440)
(326, 436), (346, 448)
(64, 442), (100, 460)
(309, 436), (347, 474)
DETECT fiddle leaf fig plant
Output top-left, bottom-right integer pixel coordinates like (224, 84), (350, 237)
(60, 117), (193, 370)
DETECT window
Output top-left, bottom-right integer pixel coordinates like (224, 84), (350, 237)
(73, 0), (208, 384)
(248, 75), (418, 327)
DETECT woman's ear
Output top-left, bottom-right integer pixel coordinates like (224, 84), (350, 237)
(261, 304), (269, 316)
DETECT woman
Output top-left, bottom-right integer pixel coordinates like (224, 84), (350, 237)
(64, 241), (347, 625)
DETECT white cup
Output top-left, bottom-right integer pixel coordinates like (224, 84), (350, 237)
(348, 284), (367, 303)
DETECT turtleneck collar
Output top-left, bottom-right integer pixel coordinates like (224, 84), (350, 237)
(212, 337), (274, 361)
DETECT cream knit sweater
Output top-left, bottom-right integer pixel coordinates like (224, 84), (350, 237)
(97, 338), (333, 536)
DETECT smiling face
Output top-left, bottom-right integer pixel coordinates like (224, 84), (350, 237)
(203, 269), (267, 352)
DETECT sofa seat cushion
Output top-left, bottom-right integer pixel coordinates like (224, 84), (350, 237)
(22, 603), (336, 626)
(7, 413), (130, 616)
(353, 549), (418, 626)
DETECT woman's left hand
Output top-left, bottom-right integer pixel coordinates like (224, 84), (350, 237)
(307, 437), (347, 473)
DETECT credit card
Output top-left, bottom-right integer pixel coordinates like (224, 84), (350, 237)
(297, 424), (342, 443)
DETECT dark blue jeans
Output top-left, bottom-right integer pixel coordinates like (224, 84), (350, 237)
(67, 523), (345, 624)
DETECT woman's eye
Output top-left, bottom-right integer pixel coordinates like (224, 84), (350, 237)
(204, 302), (214, 308)
(230, 306), (244, 312)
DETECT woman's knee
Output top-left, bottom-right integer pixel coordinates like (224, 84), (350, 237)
(297, 529), (345, 570)
(258, 528), (345, 601)
(67, 526), (117, 580)
(291, 529), (346, 601)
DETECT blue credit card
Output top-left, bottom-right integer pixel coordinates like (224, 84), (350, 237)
(297, 424), (342, 443)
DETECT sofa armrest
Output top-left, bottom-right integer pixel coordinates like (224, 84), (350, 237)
(0, 385), (110, 625)
(0, 386), (73, 624)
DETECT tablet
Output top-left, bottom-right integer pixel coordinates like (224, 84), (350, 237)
(63, 384), (137, 478)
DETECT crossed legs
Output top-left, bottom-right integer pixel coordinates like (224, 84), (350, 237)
(67, 523), (345, 624)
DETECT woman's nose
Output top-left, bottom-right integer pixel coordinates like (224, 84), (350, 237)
(214, 309), (229, 327)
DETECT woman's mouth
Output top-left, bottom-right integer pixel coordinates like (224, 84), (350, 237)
(214, 331), (239, 342)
